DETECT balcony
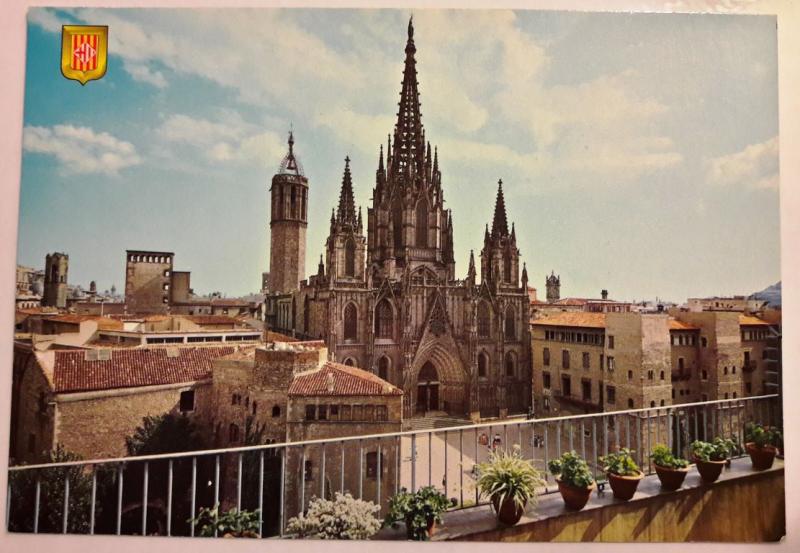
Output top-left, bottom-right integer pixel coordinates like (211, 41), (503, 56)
(5, 395), (782, 540)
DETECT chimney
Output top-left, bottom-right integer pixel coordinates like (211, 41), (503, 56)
(601, 289), (608, 300)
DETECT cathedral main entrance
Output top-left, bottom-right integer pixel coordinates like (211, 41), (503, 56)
(416, 362), (440, 414)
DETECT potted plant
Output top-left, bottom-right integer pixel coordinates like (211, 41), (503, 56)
(547, 451), (596, 511)
(690, 438), (735, 483)
(598, 448), (643, 501)
(286, 493), (381, 539)
(476, 445), (544, 525)
(744, 422), (782, 471)
(384, 486), (450, 541)
(188, 505), (261, 538)
(649, 444), (689, 491)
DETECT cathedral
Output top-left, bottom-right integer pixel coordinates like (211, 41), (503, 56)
(266, 18), (531, 419)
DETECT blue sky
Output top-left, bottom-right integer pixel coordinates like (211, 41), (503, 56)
(17, 8), (779, 302)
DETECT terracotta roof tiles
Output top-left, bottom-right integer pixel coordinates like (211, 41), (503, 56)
(739, 315), (771, 326)
(288, 362), (402, 397)
(531, 312), (606, 329)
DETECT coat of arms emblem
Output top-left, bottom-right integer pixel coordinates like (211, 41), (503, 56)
(60, 25), (108, 85)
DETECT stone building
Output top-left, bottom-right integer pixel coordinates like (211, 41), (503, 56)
(125, 250), (174, 314)
(43, 252), (69, 308)
(266, 19), (532, 420)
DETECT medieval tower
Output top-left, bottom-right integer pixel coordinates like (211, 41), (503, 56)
(269, 132), (308, 294)
(546, 271), (561, 303)
(43, 252), (69, 308)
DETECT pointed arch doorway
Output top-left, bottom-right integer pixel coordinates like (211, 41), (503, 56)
(416, 362), (440, 414)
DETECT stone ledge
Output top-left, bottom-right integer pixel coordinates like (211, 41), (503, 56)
(376, 457), (785, 542)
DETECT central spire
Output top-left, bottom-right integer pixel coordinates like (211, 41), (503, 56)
(391, 16), (425, 180)
(336, 156), (357, 226)
(491, 179), (509, 238)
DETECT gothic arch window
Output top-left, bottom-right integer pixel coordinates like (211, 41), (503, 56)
(392, 198), (403, 250)
(505, 351), (516, 377)
(378, 356), (390, 381)
(478, 351), (489, 378)
(504, 252), (512, 283)
(343, 303), (358, 341)
(345, 239), (356, 277)
(343, 357), (356, 367)
(504, 306), (516, 339)
(375, 299), (393, 339)
(477, 302), (491, 338)
(272, 405), (281, 418)
(415, 199), (428, 247)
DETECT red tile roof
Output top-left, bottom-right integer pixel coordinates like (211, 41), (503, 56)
(52, 345), (235, 393)
(44, 314), (123, 330)
(531, 312), (606, 329)
(669, 319), (700, 330)
(739, 315), (771, 326)
(555, 298), (589, 306)
(288, 362), (402, 397)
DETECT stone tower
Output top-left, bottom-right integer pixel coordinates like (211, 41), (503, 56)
(480, 180), (520, 291)
(325, 157), (367, 284)
(269, 132), (308, 293)
(43, 252), (69, 308)
(546, 271), (560, 303)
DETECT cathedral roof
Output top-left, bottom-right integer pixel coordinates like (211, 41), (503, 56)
(277, 131), (304, 177)
(491, 179), (510, 238)
(390, 17), (426, 180)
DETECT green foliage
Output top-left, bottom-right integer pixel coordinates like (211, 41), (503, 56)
(598, 448), (641, 476)
(287, 493), (381, 539)
(744, 422), (782, 449)
(649, 444), (689, 469)
(547, 450), (594, 489)
(125, 413), (205, 456)
(8, 444), (98, 534)
(477, 445), (544, 510)
(188, 504), (261, 537)
(691, 438), (736, 462)
(384, 486), (451, 541)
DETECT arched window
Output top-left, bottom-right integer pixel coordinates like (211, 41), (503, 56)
(628, 398), (634, 408)
(343, 358), (356, 367)
(503, 252), (512, 283)
(375, 299), (393, 338)
(378, 356), (390, 381)
(343, 303), (357, 341)
(505, 352), (515, 377)
(345, 239), (356, 277)
(478, 352), (488, 377)
(477, 302), (490, 338)
(392, 198), (403, 250)
(415, 200), (428, 247)
(229, 423), (239, 443)
(290, 187), (297, 217)
(504, 306), (516, 339)
(272, 405), (281, 418)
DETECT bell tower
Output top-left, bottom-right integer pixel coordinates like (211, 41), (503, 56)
(269, 132), (308, 293)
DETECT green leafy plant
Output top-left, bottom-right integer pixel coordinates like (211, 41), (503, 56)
(477, 445), (544, 510)
(188, 504), (261, 537)
(287, 493), (381, 539)
(649, 444), (689, 469)
(547, 451), (594, 488)
(744, 422), (782, 449)
(384, 486), (450, 541)
(691, 438), (736, 462)
(598, 448), (641, 476)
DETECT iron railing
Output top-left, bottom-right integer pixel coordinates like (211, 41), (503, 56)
(5, 394), (781, 537)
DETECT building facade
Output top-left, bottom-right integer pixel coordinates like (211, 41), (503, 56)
(266, 19), (532, 420)
(43, 252), (69, 308)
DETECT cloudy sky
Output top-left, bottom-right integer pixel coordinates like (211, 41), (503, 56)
(16, 8), (779, 302)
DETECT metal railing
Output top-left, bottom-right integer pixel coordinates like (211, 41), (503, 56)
(5, 394), (781, 537)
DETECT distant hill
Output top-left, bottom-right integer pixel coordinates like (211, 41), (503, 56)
(750, 281), (781, 307)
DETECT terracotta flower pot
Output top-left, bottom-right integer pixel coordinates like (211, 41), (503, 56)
(746, 442), (777, 471)
(654, 464), (689, 491)
(556, 479), (595, 511)
(692, 456), (726, 483)
(405, 513), (436, 540)
(492, 495), (526, 526)
(607, 471), (643, 501)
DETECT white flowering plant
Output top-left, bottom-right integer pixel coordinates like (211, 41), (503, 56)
(286, 493), (382, 540)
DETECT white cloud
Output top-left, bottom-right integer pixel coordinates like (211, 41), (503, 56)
(23, 124), (141, 175)
(706, 136), (778, 190)
(123, 62), (167, 88)
(28, 8), (63, 33)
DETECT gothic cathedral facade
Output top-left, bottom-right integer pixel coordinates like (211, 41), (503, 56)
(266, 19), (532, 419)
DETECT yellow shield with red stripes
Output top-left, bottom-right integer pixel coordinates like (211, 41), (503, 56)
(61, 25), (108, 85)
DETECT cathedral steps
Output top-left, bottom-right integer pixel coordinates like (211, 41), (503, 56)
(403, 412), (473, 431)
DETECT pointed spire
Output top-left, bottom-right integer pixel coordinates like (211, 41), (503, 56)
(468, 250), (476, 274)
(358, 206), (363, 230)
(511, 222), (516, 241)
(318, 254), (325, 277)
(378, 144), (385, 172)
(491, 179), (509, 238)
(336, 156), (357, 226)
(392, 16), (425, 180)
(484, 223), (490, 242)
(433, 146), (438, 173)
(278, 130), (304, 176)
